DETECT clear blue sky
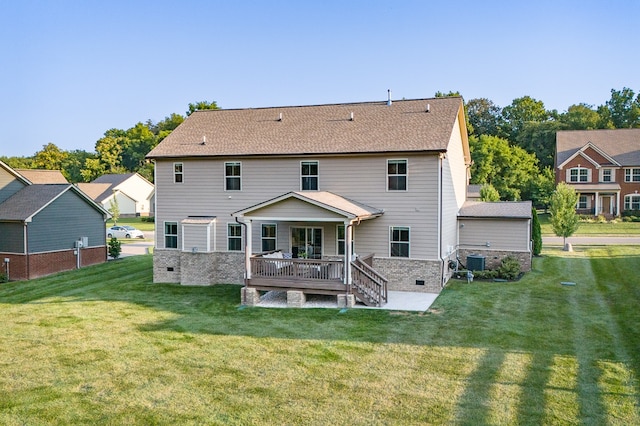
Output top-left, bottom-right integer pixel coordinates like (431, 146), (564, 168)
(1, 0), (638, 158)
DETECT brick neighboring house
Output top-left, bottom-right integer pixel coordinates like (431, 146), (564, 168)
(146, 97), (532, 306)
(556, 129), (640, 217)
(0, 161), (110, 281)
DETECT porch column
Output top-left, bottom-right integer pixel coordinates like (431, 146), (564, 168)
(616, 191), (621, 216)
(245, 219), (252, 279)
(594, 191), (599, 215)
(344, 219), (353, 289)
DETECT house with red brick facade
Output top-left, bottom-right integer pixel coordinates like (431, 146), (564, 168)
(555, 129), (640, 217)
(0, 161), (110, 281)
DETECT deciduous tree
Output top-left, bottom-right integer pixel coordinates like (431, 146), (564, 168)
(549, 182), (579, 248)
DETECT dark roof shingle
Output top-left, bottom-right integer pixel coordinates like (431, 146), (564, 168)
(147, 97), (464, 158)
(458, 201), (532, 218)
(0, 184), (69, 221)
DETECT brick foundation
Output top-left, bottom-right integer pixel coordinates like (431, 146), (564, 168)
(458, 249), (531, 272)
(372, 257), (447, 293)
(0, 247), (107, 281)
(153, 249), (244, 285)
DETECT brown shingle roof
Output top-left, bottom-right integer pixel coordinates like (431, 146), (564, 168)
(15, 169), (68, 184)
(556, 129), (640, 167)
(458, 201), (532, 219)
(147, 97), (464, 158)
(76, 183), (113, 202)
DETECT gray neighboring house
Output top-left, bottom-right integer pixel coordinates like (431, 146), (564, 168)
(146, 96), (531, 306)
(0, 161), (109, 281)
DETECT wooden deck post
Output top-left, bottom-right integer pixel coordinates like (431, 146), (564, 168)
(245, 220), (252, 279)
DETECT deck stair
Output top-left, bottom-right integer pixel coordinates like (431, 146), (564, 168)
(350, 256), (388, 307)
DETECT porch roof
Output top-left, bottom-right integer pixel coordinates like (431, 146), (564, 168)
(232, 191), (384, 222)
(566, 183), (621, 192)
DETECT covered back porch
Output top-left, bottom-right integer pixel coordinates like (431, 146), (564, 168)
(233, 191), (388, 307)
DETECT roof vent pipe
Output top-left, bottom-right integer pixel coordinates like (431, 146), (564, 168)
(426, 103), (431, 113)
(350, 112), (354, 121)
(201, 135), (206, 145)
(278, 112), (283, 121)
(387, 89), (392, 106)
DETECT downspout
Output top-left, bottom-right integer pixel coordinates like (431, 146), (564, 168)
(438, 153), (446, 288)
(235, 216), (249, 288)
(344, 217), (360, 296)
(24, 222), (29, 280)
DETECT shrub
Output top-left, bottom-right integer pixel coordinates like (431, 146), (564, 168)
(531, 208), (542, 256)
(0, 272), (7, 283)
(596, 214), (607, 223)
(622, 209), (640, 218)
(498, 256), (521, 280)
(108, 237), (122, 259)
(141, 216), (155, 223)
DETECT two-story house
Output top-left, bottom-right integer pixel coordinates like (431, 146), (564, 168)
(556, 129), (640, 217)
(78, 173), (155, 217)
(147, 97), (531, 307)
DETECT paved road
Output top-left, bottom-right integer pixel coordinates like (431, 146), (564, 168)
(543, 236), (640, 245)
(119, 231), (154, 257)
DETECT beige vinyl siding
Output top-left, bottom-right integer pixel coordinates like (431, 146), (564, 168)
(247, 198), (347, 220)
(441, 115), (468, 257)
(154, 153), (441, 258)
(459, 219), (530, 251)
(182, 224), (213, 252)
(0, 169), (26, 204)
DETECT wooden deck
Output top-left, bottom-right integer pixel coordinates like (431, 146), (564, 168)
(247, 252), (388, 306)
(248, 256), (346, 295)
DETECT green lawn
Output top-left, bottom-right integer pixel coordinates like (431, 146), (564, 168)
(538, 212), (640, 236)
(1, 248), (639, 424)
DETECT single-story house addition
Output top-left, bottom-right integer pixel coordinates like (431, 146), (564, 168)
(458, 201), (532, 271)
(0, 161), (110, 280)
(146, 96), (532, 307)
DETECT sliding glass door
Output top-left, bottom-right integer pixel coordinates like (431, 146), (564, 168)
(291, 227), (322, 259)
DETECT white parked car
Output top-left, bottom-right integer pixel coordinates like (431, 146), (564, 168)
(106, 225), (145, 239)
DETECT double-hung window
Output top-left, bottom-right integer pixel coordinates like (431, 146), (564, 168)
(390, 226), (410, 257)
(602, 169), (612, 182)
(388, 159), (407, 190)
(261, 224), (276, 252)
(625, 168), (640, 182)
(301, 161), (318, 190)
(569, 167), (588, 183)
(164, 222), (178, 249)
(337, 225), (345, 255)
(174, 163), (183, 183)
(228, 224), (243, 251)
(577, 195), (588, 210)
(225, 162), (241, 191)
(624, 195), (640, 211)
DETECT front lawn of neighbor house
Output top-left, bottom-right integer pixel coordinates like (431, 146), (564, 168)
(1, 247), (639, 424)
(538, 212), (640, 236)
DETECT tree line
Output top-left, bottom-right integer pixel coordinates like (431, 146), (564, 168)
(0, 101), (218, 183)
(2, 89), (639, 208)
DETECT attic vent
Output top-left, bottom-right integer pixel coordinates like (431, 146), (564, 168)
(349, 112), (354, 121)
(278, 112), (283, 121)
(426, 103), (431, 113)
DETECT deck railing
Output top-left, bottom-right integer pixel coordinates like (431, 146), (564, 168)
(350, 257), (388, 307)
(250, 255), (344, 281)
